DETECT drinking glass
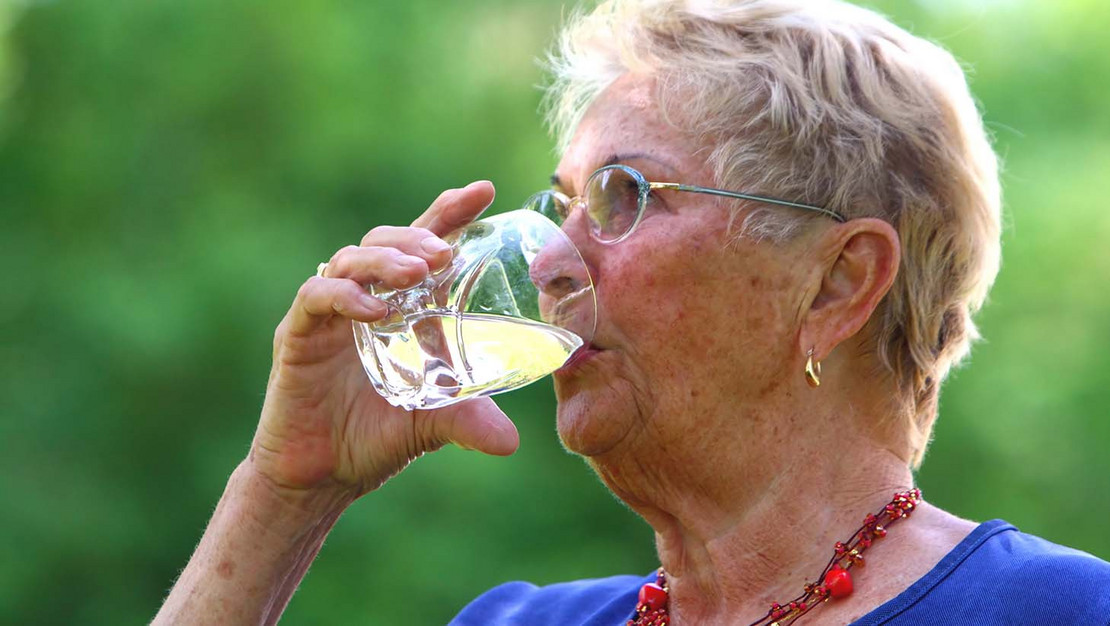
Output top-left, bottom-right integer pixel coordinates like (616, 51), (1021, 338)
(352, 209), (596, 410)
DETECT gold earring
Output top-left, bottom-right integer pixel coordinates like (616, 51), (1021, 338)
(805, 349), (822, 388)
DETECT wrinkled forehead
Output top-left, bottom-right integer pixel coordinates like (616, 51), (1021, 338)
(556, 75), (704, 188)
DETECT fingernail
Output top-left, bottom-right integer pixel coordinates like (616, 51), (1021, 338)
(360, 294), (385, 314)
(398, 254), (426, 267)
(466, 180), (492, 189)
(420, 237), (451, 254)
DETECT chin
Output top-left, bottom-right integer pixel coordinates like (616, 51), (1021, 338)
(553, 377), (638, 458)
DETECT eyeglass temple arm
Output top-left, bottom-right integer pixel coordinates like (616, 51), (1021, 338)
(650, 182), (846, 223)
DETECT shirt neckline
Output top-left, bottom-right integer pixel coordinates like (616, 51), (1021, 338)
(850, 518), (1015, 624)
(628, 519), (1016, 625)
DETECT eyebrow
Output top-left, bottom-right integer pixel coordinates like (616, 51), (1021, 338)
(550, 152), (680, 191)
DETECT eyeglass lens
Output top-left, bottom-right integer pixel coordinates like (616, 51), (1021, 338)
(526, 165), (645, 243)
(586, 167), (642, 242)
(527, 190), (566, 227)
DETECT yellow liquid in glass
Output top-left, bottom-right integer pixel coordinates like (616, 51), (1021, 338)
(356, 311), (583, 409)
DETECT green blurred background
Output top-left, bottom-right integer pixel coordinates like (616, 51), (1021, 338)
(1, 0), (1108, 623)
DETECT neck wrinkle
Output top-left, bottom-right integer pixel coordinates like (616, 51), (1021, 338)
(584, 374), (917, 624)
(635, 434), (914, 625)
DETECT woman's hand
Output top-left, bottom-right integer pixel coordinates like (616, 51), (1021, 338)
(250, 180), (520, 505)
(154, 182), (519, 625)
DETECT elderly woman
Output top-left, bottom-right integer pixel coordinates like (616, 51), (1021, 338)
(155, 0), (1110, 624)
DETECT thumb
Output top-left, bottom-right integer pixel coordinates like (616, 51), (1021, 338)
(423, 397), (520, 456)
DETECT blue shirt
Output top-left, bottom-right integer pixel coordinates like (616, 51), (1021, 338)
(451, 520), (1110, 625)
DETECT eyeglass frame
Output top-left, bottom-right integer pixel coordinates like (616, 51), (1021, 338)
(528, 164), (846, 244)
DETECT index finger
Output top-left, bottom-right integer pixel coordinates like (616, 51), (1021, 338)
(411, 180), (496, 236)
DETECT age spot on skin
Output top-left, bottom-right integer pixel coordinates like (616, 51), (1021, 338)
(217, 560), (235, 580)
(753, 369), (784, 401)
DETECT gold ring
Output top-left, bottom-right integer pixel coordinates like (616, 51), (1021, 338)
(316, 262), (329, 278)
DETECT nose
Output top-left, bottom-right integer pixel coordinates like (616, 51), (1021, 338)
(557, 200), (597, 262)
(529, 231), (591, 301)
(529, 220), (596, 340)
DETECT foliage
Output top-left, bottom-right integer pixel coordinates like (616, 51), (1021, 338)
(1, 0), (1107, 623)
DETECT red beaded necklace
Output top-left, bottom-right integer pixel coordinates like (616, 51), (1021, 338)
(627, 489), (921, 626)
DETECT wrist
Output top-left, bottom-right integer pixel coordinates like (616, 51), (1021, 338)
(233, 458), (356, 533)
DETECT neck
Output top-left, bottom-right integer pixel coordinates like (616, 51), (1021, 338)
(589, 401), (916, 625)
(662, 450), (912, 623)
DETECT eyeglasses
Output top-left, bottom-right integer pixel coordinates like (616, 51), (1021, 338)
(525, 164), (845, 244)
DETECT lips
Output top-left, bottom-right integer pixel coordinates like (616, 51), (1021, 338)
(557, 342), (603, 375)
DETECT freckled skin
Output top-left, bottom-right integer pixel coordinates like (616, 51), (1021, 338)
(549, 77), (976, 626)
(217, 560), (235, 580)
(552, 76), (807, 486)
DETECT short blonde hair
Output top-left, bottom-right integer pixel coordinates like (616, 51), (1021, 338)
(545, 0), (1002, 467)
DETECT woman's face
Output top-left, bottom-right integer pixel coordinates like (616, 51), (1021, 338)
(551, 77), (814, 465)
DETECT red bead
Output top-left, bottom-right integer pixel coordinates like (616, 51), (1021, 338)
(824, 566), (854, 599)
(638, 583), (668, 611)
(770, 602), (785, 620)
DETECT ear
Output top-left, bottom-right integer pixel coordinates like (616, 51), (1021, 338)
(798, 218), (900, 361)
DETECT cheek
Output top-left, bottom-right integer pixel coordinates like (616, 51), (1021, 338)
(601, 235), (798, 389)
(599, 234), (712, 326)
(727, 275), (795, 347)
(600, 232), (736, 347)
